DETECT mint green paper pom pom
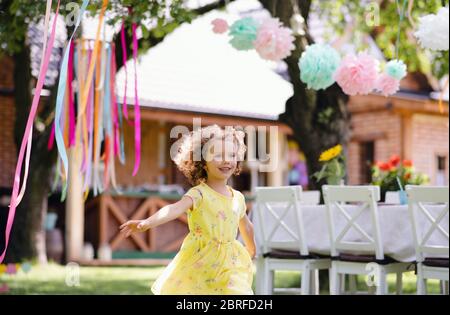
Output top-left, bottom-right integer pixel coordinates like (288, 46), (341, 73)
(299, 44), (341, 90)
(229, 17), (259, 51)
(385, 59), (407, 80)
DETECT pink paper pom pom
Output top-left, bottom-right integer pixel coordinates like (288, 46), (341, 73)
(334, 52), (379, 95)
(212, 18), (229, 34)
(376, 73), (400, 97)
(254, 18), (295, 61)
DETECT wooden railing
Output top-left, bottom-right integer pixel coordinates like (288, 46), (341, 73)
(94, 192), (188, 253)
(84, 191), (254, 261)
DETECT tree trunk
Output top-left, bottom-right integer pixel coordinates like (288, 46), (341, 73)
(5, 46), (57, 263)
(259, 0), (350, 292)
(260, 0), (351, 190)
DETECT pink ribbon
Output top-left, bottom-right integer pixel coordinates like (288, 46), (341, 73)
(1, 1), (60, 263)
(47, 123), (55, 150)
(120, 22), (129, 121)
(68, 41), (75, 147)
(111, 46), (119, 157)
(132, 23), (141, 176)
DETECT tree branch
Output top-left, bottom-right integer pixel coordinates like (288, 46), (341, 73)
(115, 0), (237, 69)
(193, 0), (237, 15)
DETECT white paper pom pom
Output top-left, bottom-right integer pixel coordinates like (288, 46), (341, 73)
(414, 7), (449, 51)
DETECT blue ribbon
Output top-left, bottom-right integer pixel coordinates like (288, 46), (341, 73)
(54, 0), (90, 201)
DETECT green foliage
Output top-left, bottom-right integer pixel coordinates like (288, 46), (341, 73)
(316, 0), (449, 79)
(0, 0), (193, 55)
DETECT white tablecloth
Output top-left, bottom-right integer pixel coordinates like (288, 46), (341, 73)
(252, 204), (448, 262)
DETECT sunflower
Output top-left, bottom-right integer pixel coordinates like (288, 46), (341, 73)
(319, 144), (343, 162)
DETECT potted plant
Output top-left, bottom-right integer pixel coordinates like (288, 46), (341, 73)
(313, 144), (346, 185)
(371, 155), (429, 202)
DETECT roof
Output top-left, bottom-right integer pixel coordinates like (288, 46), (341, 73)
(114, 6), (293, 121)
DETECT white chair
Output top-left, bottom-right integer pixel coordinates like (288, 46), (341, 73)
(254, 186), (330, 295)
(406, 185), (449, 295)
(323, 185), (411, 295)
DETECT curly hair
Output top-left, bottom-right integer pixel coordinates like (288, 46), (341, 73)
(173, 125), (247, 186)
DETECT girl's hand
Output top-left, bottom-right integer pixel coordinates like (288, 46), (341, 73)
(119, 219), (150, 237)
(246, 246), (256, 260)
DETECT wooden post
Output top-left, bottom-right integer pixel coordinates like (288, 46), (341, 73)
(267, 128), (287, 187)
(246, 128), (259, 193)
(65, 146), (84, 262)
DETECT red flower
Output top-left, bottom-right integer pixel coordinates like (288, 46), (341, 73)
(404, 172), (412, 180)
(379, 162), (391, 172)
(403, 160), (413, 167)
(389, 155), (401, 167)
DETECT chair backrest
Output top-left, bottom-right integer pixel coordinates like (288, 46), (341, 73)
(406, 185), (449, 262)
(322, 185), (384, 259)
(301, 191), (321, 205)
(254, 186), (308, 256)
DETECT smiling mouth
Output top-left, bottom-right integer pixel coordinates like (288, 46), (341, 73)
(219, 167), (232, 172)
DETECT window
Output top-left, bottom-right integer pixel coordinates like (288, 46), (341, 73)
(359, 141), (375, 184)
(436, 155), (448, 186)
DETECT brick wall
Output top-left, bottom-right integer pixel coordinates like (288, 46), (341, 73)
(348, 110), (402, 184)
(0, 56), (16, 189)
(348, 108), (449, 185)
(411, 114), (449, 185)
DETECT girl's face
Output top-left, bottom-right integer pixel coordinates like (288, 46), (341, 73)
(204, 138), (238, 181)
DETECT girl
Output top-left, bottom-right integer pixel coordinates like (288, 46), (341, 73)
(120, 125), (256, 295)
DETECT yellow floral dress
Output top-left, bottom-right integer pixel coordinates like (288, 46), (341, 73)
(151, 182), (254, 295)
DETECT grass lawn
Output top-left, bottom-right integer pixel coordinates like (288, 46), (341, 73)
(0, 263), (442, 295)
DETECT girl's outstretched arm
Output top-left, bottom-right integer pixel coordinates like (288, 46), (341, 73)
(239, 214), (256, 259)
(119, 196), (193, 237)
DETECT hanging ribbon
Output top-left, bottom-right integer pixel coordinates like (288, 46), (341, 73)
(1, 0), (60, 263)
(83, 55), (95, 199)
(112, 47), (126, 165)
(120, 22), (129, 121)
(131, 23), (141, 176)
(45, 0), (134, 200)
(16, 0), (54, 207)
(47, 123), (55, 150)
(54, 0), (90, 201)
(68, 41), (76, 147)
(103, 44), (112, 190)
(79, 0), (109, 120)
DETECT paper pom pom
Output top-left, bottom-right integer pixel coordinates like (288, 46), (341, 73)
(385, 59), (407, 80)
(212, 18), (229, 34)
(299, 43), (341, 90)
(414, 7), (449, 51)
(229, 17), (259, 51)
(376, 73), (400, 97)
(334, 52), (379, 95)
(254, 18), (295, 61)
